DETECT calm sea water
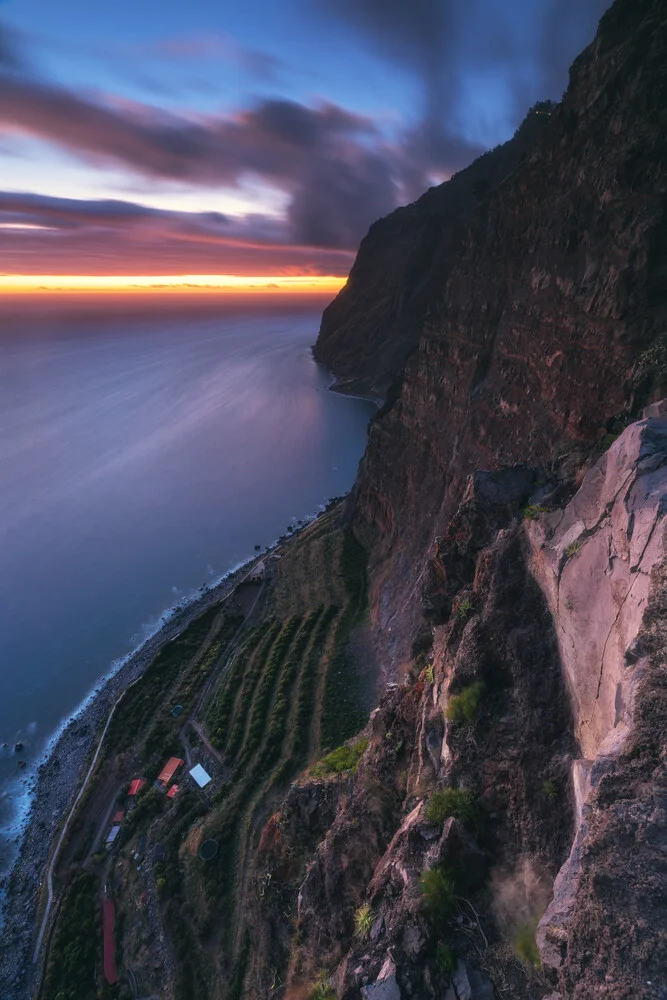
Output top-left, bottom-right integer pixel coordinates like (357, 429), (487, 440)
(0, 296), (373, 874)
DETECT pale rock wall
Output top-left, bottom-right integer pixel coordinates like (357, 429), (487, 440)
(527, 412), (667, 979)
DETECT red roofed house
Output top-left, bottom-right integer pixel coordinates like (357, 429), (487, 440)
(112, 810), (125, 824)
(128, 779), (146, 797)
(158, 757), (184, 787)
(167, 784), (179, 799)
(102, 899), (118, 985)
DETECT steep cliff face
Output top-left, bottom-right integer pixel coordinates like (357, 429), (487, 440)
(317, 0), (667, 673)
(313, 111), (552, 398)
(247, 413), (666, 1000)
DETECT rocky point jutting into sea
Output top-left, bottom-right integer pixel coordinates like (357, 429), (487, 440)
(2, 0), (666, 997)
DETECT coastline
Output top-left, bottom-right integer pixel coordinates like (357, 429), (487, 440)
(0, 550), (266, 997)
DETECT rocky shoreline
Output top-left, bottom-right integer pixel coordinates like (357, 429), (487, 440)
(0, 556), (259, 1000)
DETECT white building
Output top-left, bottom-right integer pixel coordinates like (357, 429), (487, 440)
(189, 763), (212, 788)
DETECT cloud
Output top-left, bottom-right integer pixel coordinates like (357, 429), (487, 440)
(0, 62), (410, 247)
(141, 31), (287, 84)
(312, 0), (611, 154)
(0, 190), (357, 274)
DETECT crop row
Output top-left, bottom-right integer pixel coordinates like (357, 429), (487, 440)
(293, 604), (340, 757)
(206, 623), (269, 749)
(223, 620), (283, 760)
(234, 616), (302, 773)
(258, 607), (323, 762)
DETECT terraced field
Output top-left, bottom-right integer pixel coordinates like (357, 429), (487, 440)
(43, 511), (374, 1000)
(154, 520), (373, 998)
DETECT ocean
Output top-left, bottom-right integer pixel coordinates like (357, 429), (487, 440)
(0, 294), (374, 878)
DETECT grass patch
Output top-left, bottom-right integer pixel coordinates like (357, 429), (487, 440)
(541, 780), (557, 799)
(522, 504), (547, 520)
(513, 919), (542, 969)
(455, 597), (474, 621)
(311, 737), (368, 778)
(354, 903), (374, 940)
(311, 971), (336, 1000)
(436, 941), (455, 976)
(420, 866), (456, 922)
(445, 682), (485, 723)
(424, 787), (478, 828)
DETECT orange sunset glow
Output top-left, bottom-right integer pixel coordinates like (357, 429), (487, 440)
(0, 274), (348, 294)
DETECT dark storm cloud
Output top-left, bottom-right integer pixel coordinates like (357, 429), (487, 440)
(0, 66), (402, 246)
(0, 190), (356, 274)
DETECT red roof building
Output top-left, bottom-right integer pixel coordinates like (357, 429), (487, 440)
(102, 899), (118, 985)
(158, 757), (184, 787)
(167, 784), (179, 799)
(112, 810), (125, 823)
(128, 779), (146, 796)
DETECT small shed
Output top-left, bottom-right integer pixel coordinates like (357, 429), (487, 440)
(189, 763), (212, 788)
(158, 757), (184, 787)
(249, 561), (265, 583)
(106, 825), (121, 847)
(112, 810), (125, 824)
(167, 784), (179, 799)
(128, 779), (146, 797)
(171, 704), (184, 718)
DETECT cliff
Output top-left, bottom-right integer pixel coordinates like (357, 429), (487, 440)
(317, 0), (667, 675)
(313, 109), (553, 398)
(247, 412), (666, 1000)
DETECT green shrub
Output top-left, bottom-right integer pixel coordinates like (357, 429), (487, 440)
(424, 787), (477, 827)
(420, 867), (456, 922)
(42, 873), (99, 1000)
(354, 903), (374, 940)
(513, 920), (542, 968)
(455, 598), (474, 621)
(445, 682), (485, 723)
(424, 663), (435, 684)
(523, 504), (547, 520)
(564, 541), (581, 559)
(312, 738), (368, 778)
(436, 941), (455, 975)
(311, 971), (336, 1000)
(541, 780), (557, 799)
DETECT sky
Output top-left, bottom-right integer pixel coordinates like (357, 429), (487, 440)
(0, 0), (611, 290)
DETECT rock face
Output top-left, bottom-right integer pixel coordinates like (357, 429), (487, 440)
(316, 0), (667, 673)
(527, 416), (667, 998)
(313, 109), (554, 398)
(285, 3), (667, 996)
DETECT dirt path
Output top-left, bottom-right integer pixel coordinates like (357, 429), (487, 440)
(32, 674), (143, 964)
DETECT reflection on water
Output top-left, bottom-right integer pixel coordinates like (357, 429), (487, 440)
(0, 297), (374, 873)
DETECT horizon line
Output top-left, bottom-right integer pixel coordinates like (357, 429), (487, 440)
(0, 274), (348, 294)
